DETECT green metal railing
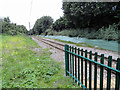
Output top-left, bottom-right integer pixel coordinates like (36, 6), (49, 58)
(65, 44), (120, 89)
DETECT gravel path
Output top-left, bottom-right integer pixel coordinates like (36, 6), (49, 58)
(31, 36), (65, 67)
(31, 36), (119, 88)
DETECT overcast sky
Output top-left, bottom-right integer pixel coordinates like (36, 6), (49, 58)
(0, 0), (63, 30)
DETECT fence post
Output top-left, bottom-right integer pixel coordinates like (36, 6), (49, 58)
(70, 46), (72, 74)
(78, 48), (80, 86)
(81, 49), (83, 84)
(72, 47), (74, 77)
(94, 52), (98, 89)
(100, 54), (104, 90)
(89, 51), (92, 89)
(115, 58), (120, 90)
(65, 44), (69, 76)
(85, 50), (88, 88)
(75, 47), (77, 82)
(107, 56), (112, 90)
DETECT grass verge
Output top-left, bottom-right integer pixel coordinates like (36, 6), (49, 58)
(0, 34), (2, 89)
(54, 39), (115, 51)
(39, 36), (107, 50)
(2, 35), (79, 88)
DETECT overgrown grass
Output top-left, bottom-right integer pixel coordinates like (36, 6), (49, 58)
(2, 35), (79, 88)
(53, 39), (109, 50)
(44, 24), (119, 42)
(54, 39), (99, 48)
(39, 36), (99, 49)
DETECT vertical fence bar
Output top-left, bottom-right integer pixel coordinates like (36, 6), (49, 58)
(67, 45), (69, 74)
(81, 49), (83, 85)
(115, 58), (120, 90)
(78, 48), (80, 86)
(100, 54), (104, 90)
(65, 44), (69, 76)
(107, 56), (112, 90)
(89, 51), (92, 89)
(94, 52), (98, 89)
(72, 47), (74, 77)
(70, 46), (72, 74)
(85, 50), (87, 88)
(75, 47), (77, 82)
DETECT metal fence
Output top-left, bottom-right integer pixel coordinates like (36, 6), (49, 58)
(65, 44), (120, 90)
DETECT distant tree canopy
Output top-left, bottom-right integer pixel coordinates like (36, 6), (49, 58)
(1, 17), (28, 35)
(31, 16), (53, 35)
(52, 16), (75, 31)
(62, 2), (119, 29)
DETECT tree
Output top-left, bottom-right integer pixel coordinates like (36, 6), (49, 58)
(2, 17), (28, 35)
(52, 16), (75, 31)
(62, 2), (119, 29)
(4, 17), (10, 23)
(33, 16), (53, 35)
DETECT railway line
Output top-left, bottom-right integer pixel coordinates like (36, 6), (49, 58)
(37, 36), (118, 61)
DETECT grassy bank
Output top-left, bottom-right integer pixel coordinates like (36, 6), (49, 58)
(52, 39), (108, 51)
(1, 35), (78, 88)
(43, 24), (119, 42)
(54, 39), (95, 48)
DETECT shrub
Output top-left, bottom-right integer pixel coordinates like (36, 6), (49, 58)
(7, 30), (18, 36)
(98, 24), (119, 40)
(44, 29), (57, 36)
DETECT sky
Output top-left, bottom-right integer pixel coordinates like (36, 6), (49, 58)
(0, 0), (63, 30)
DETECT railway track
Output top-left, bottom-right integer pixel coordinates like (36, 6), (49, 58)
(33, 36), (118, 74)
(38, 37), (117, 61)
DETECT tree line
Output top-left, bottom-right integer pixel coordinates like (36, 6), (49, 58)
(29, 2), (119, 36)
(0, 17), (28, 35)
(28, 2), (119, 42)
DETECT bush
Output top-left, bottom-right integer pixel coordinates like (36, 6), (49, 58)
(98, 24), (119, 40)
(44, 29), (57, 36)
(7, 30), (18, 36)
(44, 24), (119, 42)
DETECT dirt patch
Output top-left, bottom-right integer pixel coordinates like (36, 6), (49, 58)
(31, 37), (65, 64)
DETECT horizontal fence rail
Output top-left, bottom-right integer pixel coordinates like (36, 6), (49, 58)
(65, 44), (120, 89)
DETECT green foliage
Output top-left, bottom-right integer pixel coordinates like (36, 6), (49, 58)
(2, 35), (79, 88)
(53, 38), (95, 48)
(44, 29), (57, 35)
(0, 19), (3, 33)
(98, 24), (119, 40)
(52, 16), (75, 31)
(1, 17), (28, 35)
(62, 2), (119, 28)
(47, 23), (119, 41)
(4, 17), (10, 23)
(31, 16), (53, 35)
